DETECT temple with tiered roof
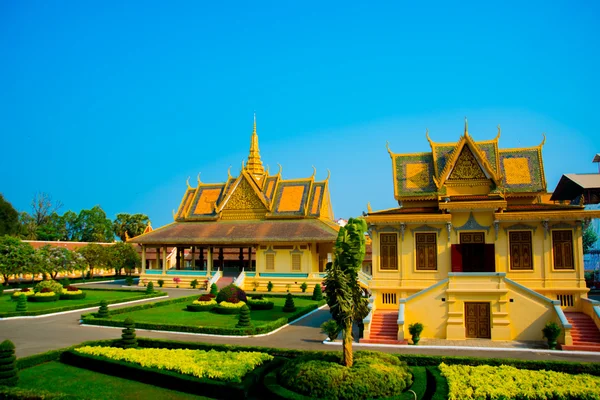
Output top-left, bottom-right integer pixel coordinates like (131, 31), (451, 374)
(129, 116), (338, 291)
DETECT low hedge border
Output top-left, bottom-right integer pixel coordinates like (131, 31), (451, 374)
(186, 304), (215, 312)
(60, 349), (274, 400)
(262, 365), (427, 400)
(132, 337), (600, 376)
(82, 298), (326, 336)
(59, 292), (86, 300)
(15, 339), (117, 370)
(0, 291), (166, 318)
(28, 294), (60, 302)
(247, 301), (274, 310)
(425, 366), (449, 400)
(214, 305), (244, 314)
(0, 386), (79, 400)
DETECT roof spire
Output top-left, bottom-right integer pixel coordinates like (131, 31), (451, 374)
(464, 117), (469, 137)
(245, 112), (265, 176)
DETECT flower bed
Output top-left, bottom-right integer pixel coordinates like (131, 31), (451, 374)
(186, 299), (217, 312)
(214, 301), (246, 314)
(247, 298), (274, 310)
(11, 289), (35, 300)
(29, 292), (59, 302)
(74, 346), (273, 382)
(439, 363), (600, 400)
(60, 287), (86, 300)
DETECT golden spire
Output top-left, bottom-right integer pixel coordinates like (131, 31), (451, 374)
(464, 117), (469, 137)
(245, 113), (265, 176)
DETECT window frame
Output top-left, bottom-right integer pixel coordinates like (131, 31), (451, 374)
(508, 230), (534, 271)
(415, 232), (437, 271)
(552, 229), (575, 270)
(379, 233), (398, 271)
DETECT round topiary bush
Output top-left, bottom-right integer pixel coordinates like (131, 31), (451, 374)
(120, 317), (137, 348)
(282, 293), (296, 312)
(34, 280), (63, 294)
(312, 284), (323, 301)
(0, 340), (18, 387)
(145, 281), (154, 294)
(216, 284), (247, 304)
(278, 351), (412, 400)
(210, 283), (218, 296)
(15, 295), (27, 312)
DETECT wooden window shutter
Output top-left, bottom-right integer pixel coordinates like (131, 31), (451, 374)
(416, 233), (437, 270)
(451, 245), (463, 272)
(266, 253), (275, 270)
(484, 244), (496, 272)
(553, 230), (574, 269)
(379, 233), (398, 270)
(509, 231), (533, 270)
(291, 253), (301, 271)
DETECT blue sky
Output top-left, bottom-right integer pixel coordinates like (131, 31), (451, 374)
(1, 1), (599, 228)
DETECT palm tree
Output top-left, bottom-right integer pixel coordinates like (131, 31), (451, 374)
(324, 217), (369, 367)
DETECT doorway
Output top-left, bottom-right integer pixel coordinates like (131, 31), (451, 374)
(465, 302), (491, 338)
(460, 232), (485, 272)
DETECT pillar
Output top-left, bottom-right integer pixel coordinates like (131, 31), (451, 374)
(219, 248), (224, 269)
(176, 247), (181, 270)
(191, 246), (195, 270)
(141, 245), (146, 270)
(248, 247), (252, 270)
(239, 247), (244, 270)
(207, 247), (213, 274)
(199, 247), (204, 270)
(162, 246), (167, 273)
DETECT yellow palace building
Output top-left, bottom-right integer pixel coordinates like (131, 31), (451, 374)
(362, 121), (600, 349)
(129, 117), (339, 292)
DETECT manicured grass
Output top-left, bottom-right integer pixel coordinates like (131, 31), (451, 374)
(18, 361), (211, 399)
(0, 289), (163, 316)
(111, 296), (319, 327)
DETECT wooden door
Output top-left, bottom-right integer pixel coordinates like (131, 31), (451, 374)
(465, 302), (491, 338)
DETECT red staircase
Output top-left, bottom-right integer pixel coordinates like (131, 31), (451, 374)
(360, 311), (407, 345)
(561, 312), (600, 352)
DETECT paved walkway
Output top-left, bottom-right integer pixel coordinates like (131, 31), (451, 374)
(2, 284), (600, 363)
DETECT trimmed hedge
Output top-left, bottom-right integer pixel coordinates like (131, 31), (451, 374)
(0, 289), (166, 318)
(15, 339), (117, 370)
(0, 387), (78, 400)
(425, 366), (449, 400)
(247, 299), (274, 310)
(82, 296), (326, 336)
(186, 303), (215, 312)
(214, 305), (244, 314)
(28, 294), (60, 302)
(132, 337), (600, 377)
(59, 292), (86, 300)
(59, 349), (273, 400)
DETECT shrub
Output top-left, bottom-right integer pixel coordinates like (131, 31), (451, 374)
(199, 294), (213, 302)
(210, 283), (218, 296)
(0, 286), (3, 297)
(59, 289), (86, 300)
(300, 282), (308, 292)
(215, 301), (246, 314)
(157, 279), (165, 288)
(320, 320), (340, 341)
(40, 287), (52, 293)
(120, 318), (137, 348)
(312, 284), (323, 300)
(34, 280), (63, 294)
(282, 293), (296, 312)
(409, 322), (424, 337)
(0, 340), (18, 387)
(65, 285), (79, 292)
(190, 279), (198, 289)
(125, 276), (134, 286)
(267, 281), (273, 292)
(60, 278), (71, 287)
(187, 299), (217, 311)
(216, 284), (247, 304)
(16, 295), (27, 312)
(97, 300), (109, 318)
(278, 351), (412, 400)
(236, 305), (252, 328)
(247, 298), (274, 310)
(145, 281), (154, 294)
(251, 294), (264, 300)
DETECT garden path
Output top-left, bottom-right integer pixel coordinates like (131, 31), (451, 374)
(2, 283), (600, 363)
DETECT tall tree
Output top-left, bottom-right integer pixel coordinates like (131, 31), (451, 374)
(0, 195), (19, 236)
(62, 211), (79, 241)
(37, 245), (74, 280)
(324, 217), (369, 367)
(76, 206), (114, 242)
(584, 226), (599, 254)
(113, 213), (150, 242)
(0, 236), (35, 286)
(108, 242), (141, 276)
(35, 212), (65, 241)
(18, 212), (37, 240)
(78, 243), (109, 279)
(31, 192), (62, 227)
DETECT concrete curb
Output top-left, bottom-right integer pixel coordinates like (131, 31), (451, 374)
(322, 338), (600, 357)
(0, 296), (169, 320)
(80, 304), (328, 338)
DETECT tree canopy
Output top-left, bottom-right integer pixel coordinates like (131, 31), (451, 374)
(0, 235), (35, 285)
(0, 194), (19, 236)
(113, 213), (150, 242)
(584, 226), (599, 254)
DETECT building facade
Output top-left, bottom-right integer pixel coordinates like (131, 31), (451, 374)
(363, 122), (600, 347)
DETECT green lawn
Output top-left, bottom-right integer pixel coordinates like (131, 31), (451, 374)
(18, 361), (211, 399)
(0, 289), (162, 315)
(111, 297), (319, 327)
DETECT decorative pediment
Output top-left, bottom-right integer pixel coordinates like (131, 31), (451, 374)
(218, 175), (269, 220)
(410, 224), (442, 238)
(454, 212), (491, 234)
(448, 146), (487, 180)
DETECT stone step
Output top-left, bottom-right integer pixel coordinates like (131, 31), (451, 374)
(360, 338), (408, 345)
(561, 344), (600, 352)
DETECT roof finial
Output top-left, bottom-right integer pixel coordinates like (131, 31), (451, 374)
(367, 202), (372, 213)
(311, 166), (317, 179)
(426, 129), (433, 147)
(464, 117), (469, 137)
(227, 166), (232, 180)
(540, 132), (546, 147)
(495, 125), (501, 140)
(186, 176), (191, 189)
(386, 141), (393, 157)
(325, 169), (331, 182)
(246, 112), (265, 176)
(276, 163), (282, 176)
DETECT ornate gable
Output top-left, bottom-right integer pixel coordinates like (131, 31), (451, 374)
(220, 176), (268, 220)
(448, 146), (487, 180)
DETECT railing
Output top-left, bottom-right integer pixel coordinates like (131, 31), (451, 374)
(582, 298), (600, 331)
(208, 268), (222, 286)
(362, 293), (376, 340)
(233, 268), (246, 287)
(358, 270), (372, 287)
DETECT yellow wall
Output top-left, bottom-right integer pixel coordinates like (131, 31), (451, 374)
(402, 282), (448, 339)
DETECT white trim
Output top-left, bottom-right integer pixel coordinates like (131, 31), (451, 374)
(80, 304), (327, 338)
(0, 296), (169, 320)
